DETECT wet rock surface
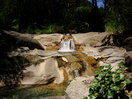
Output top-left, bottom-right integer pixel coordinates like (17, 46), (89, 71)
(21, 51), (98, 85)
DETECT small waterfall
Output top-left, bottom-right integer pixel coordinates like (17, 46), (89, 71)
(58, 38), (75, 52)
(74, 69), (80, 77)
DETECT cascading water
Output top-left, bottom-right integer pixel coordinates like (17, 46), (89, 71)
(58, 35), (75, 52)
(74, 69), (80, 77)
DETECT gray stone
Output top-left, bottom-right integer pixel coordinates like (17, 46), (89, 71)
(66, 76), (94, 99)
(83, 46), (126, 71)
(124, 36), (132, 51)
(21, 58), (64, 85)
(99, 47), (126, 71)
(34, 34), (63, 49)
(72, 32), (114, 47)
(125, 51), (132, 71)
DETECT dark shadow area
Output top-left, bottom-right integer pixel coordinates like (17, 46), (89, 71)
(0, 0), (105, 33)
(0, 31), (31, 86)
(0, 56), (30, 86)
(89, 7), (104, 32)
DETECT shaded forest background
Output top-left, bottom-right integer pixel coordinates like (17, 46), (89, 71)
(0, 0), (131, 36)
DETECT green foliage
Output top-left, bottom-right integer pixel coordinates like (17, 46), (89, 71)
(87, 63), (132, 99)
(11, 19), (19, 31)
(0, 0), (18, 28)
(35, 24), (64, 34)
(105, 0), (132, 35)
(75, 6), (91, 22)
(0, 0), (131, 34)
(80, 0), (92, 7)
(75, 6), (91, 14)
(105, 21), (125, 34)
(26, 26), (35, 34)
(83, 96), (88, 99)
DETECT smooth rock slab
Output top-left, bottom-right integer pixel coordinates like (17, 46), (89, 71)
(83, 46), (126, 71)
(72, 32), (113, 46)
(22, 58), (64, 84)
(34, 34), (63, 50)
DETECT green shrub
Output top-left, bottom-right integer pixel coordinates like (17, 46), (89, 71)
(84, 62), (132, 99)
(75, 6), (91, 14)
(105, 21), (125, 34)
(11, 19), (19, 31)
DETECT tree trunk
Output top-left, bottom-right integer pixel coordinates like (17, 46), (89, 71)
(76, 0), (80, 7)
(95, 0), (97, 7)
(92, 0), (95, 7)
(92, 0), (97, 7)
(104, 0), (107, 10)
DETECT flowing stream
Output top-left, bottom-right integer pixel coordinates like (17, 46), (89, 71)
(58, 38), (75, 52)
(74, 69), (80, 77)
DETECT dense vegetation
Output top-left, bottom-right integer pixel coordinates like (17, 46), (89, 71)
(0, 0), (131, 36)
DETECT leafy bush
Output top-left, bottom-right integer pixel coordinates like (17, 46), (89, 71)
(84, 62), (132, 99)
(105, 21), (125, 34)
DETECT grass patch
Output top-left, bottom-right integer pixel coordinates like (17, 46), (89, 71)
(105, 21), (125, 34)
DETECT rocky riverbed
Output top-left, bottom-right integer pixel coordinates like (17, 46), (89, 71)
(0, 32), (131, 99)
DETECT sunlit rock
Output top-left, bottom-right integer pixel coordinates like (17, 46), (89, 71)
(72, 32), (114, 47)
(66, 76), (94, 99)
(22, 58), (64, 84)
(34, 33), (63, 50)
(21, 51), (99, 85)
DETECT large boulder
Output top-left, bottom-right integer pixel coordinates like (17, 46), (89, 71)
(98, 46), (126, 71)
(66, 76), (94, 99)
(83, 46), (126, 71)
(124, 36), (132, 51)
(21, 57), (64, 84)
(72, 32), (114, 47)
(34, 34), (63, 50)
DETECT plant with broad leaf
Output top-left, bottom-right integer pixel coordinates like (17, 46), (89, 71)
(84, 62), (132, 99)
